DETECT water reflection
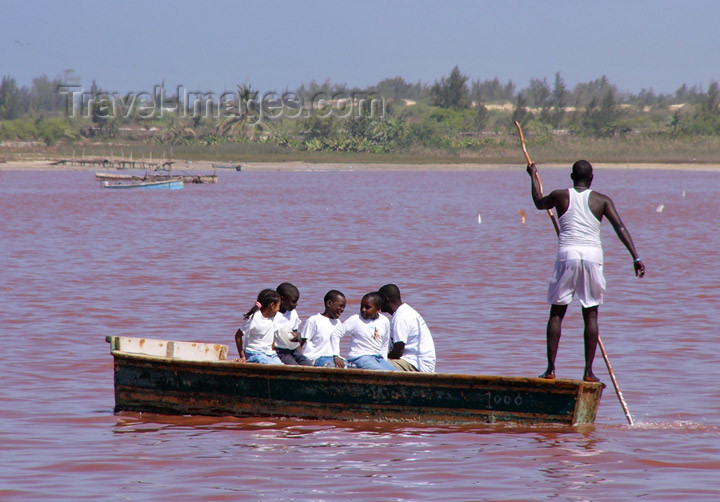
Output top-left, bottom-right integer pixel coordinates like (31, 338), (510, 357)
(534, 432), (607, 501)
(113, 412), (588, 436)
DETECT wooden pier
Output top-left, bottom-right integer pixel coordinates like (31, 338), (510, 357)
(52, 158), (175, 170)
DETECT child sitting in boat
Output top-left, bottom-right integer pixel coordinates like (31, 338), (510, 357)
(332, 292), (396, 371)
(301, 290), (347, 368)
(234, 289), (284, 365)
(273, 282), (312, 366)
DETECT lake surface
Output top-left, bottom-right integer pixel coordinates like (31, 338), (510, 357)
(1, 166), (718, 501)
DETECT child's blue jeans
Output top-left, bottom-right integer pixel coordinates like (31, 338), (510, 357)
(348, 354), (396, 371)
(245, 349), (284, 365)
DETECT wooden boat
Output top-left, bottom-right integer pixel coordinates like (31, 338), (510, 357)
(102, 179), (184, 190)
(107, 336), (604, 425)
(95, 172), (218, 184)
(212, 162), (242, 171)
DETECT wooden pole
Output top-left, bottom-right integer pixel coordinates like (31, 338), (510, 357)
(598, 338), (635, 425)
(514, 120), (635, 426)
(514, 121), (560, 235)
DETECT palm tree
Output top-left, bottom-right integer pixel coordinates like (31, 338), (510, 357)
(217, 84), (272, 139)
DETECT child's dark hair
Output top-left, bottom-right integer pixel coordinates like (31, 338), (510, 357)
(378, 283), (401, 304)
(277, 282), (299, 299)
(324, 289), (345, 304)
(362, 292), (384, 308)
(244, 288), (281, 319)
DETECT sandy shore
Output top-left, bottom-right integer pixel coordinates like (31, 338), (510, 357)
(2, 159), (720, 172)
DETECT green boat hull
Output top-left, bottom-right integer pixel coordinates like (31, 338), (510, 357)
(108, 337), (604, 425)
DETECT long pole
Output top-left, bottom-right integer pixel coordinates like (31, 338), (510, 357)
(514, 121), (560, 235)
(514, 120), (635, 426)
(598, 338), (634, 425)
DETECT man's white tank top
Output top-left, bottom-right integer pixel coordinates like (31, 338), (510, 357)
(557, 188), (603, 263)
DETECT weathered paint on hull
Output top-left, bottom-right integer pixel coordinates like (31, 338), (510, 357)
(111, 353), (604, 425)
(95, 173), (218, 184)
(102, 179), (183, 189)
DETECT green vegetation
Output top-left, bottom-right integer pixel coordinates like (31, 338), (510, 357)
(2, 68), (720, 164)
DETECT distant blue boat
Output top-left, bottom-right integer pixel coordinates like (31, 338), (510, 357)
(102, 179), (184, 190)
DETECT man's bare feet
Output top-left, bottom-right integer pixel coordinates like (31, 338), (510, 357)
(583, 372), (600, 383)
(539, 370), (555, 379)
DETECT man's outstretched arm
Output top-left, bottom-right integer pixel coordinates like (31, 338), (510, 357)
(602, 196), (645, 278)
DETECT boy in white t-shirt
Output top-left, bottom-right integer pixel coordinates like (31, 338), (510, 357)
(332, 292), (396, 371)
(378, 283), (436, 373)
(301, 290), (347, 367)
(273, 283), (313, 366)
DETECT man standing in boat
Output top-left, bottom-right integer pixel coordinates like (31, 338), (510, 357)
(528, 160), (645, 382)
(378, 284), (436, 372)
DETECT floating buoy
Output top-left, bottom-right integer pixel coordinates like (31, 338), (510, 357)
(477, 211), (482, 224)
(518, 209), (526, 224)
(656, 204), (664, 213)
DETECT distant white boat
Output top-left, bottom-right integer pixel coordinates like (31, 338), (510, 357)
(212, 163), (242, 171)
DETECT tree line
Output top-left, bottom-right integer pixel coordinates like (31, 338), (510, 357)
(1, 67), (719, 150)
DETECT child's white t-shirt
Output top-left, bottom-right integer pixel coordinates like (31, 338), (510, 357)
(301, 313), (342, 362)
(333, 314), (391, 360)
(390, 303), (436, 372)
(274, 309), (301, 350)
(241, 310), (278, 355)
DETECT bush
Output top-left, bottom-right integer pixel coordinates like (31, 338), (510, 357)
(427, 107), (473, 131)
(405, 120), (448, 148)
(0, 118), (38, 140)
(676, 111), (720, 136)
(36, 117), (75, 145)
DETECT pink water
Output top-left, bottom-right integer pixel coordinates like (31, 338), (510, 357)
(1, 167), (718, 501)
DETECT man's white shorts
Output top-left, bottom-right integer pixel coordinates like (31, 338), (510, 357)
(547, 259), (606, 308)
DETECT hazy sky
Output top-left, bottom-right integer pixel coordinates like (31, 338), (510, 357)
(3, 0), (719, 95)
